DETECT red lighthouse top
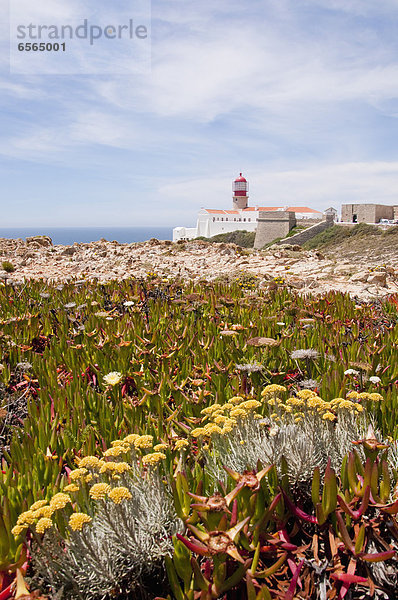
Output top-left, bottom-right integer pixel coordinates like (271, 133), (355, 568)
(234, 173), (247, 183)
(233, 173), (249, 196)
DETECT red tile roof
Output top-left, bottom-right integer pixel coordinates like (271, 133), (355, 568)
(286, 207), (322, 213)
(205, 209), (239, 214)
(205, 207), (321, 214)
(242, 207), (280, 212)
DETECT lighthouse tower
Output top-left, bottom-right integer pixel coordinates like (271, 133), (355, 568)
(232, 173), (249, 209)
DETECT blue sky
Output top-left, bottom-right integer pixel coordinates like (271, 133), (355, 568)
(1, 0), (398, 227)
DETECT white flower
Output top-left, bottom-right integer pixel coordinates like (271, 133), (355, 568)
(344, 369), (359, 376)
(369, 376), (381, 384)
(123, 301), (135, 307)
(103, 371), (123, 386)
(276, 322), (285, 326)
(299, 379), (318, 390)
(291, 349), (319, 360)
(235, 362), (263, 373)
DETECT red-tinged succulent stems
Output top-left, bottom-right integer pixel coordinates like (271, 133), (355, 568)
(230, 499), (238, 527)
(338, 557), (358, 600)
(336, 512), (355, 554)
(176, 533), (209, 557)
(284, 559), (305, 600)
(227, 516), (251, 542)
(337, 485), (370, 520)
(224, 481), (246, 506)
(330, 573), (368, 584)
(191, 558), (210, 592)
(281, 488), (318, 524)
(322, 458), (337, 517)
(255, 552), (288, 579)
(186, 523), (210, 544)
(253, 492), (282, 546)
(358, 550), (396, 563)
(217, 559), (251, 595)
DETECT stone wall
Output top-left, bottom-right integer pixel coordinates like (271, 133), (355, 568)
(276, 214), (334, 246)
(254, 211), (296, 249)
(342, 204), (394, 223)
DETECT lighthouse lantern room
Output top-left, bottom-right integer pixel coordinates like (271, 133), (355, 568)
(232, 173), (249, 209)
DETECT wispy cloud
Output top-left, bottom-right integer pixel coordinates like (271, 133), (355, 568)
(1, 0), (398, 226)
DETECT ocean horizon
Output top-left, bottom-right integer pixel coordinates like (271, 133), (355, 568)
(0, 227), (173, 246)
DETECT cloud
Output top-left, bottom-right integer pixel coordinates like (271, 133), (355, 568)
(160, 161), (398, 220)
(1, 0), (398, 226)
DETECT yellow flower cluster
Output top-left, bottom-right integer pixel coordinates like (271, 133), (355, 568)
(229, 396), (244, 404)
(33, 505), (54, 519)
(142, 452), (166, 466)
(64, 484), (80, 493)
(175, 439), (189, 451)
(11, 524), (26, 537)
(89, 483), (111, 500)
(368, 393), (383, 402)
(36, 517), (53, 534)
(296, 389), (317, 400)
(153, 443), (168, 452)
(329, 398), (363, 412)
(263, 388), (371, 424)
(69, 512), (92, 531)
(322, 411), (336, 422)
(30, 500), (47, 511)
(345, 391), (382, 403)
(240, 399), (261, 410)
(261, 384), (287, 397)
(194, 396), (263, 439)
(108, 487), (132, 504)
(99, 461), (131, 474)
(50, 493), (71, 511)
(124, 433), (140, 445)
(134, 435), (154, 449)
(78, 456), (100, 469)
(69, 468), (88, 480)
(103, 445), (128, 457)
(16, 510), (36, 526)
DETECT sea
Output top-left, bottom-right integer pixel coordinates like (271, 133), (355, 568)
(0, 227), (173, 245)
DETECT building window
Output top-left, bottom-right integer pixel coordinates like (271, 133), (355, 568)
(248, 218), (251, 222)
(243, 218), (246, 222)
(212, 217), (215, 222)
(221, 218), (223, 221)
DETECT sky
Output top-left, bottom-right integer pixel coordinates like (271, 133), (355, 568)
(1, 0), (398, 227)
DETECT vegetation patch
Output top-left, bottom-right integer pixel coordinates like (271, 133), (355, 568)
(0, 277), (397, 599)
(304, 223), (383, 250)
(1, 261), (15, 273)
(195, 229), (256, 247)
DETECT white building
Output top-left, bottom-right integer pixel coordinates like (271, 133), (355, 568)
(173, 173), (323, 242)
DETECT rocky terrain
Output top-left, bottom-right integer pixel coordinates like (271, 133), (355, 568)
(0, 234), (397, 300)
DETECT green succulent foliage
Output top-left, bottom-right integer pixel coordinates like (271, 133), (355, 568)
(166, 437), (398, 599)
(0, 276), (397, 596)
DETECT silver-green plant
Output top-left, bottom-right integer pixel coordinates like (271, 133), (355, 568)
(204, 410), (370, 485)
(30, 473), (181, 600)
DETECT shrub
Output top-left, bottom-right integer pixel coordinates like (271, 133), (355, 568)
(195, 230), (255, 247)
(2, 261), (15, 273)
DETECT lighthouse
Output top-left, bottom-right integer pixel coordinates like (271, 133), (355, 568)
(232, 173), (249, 209)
